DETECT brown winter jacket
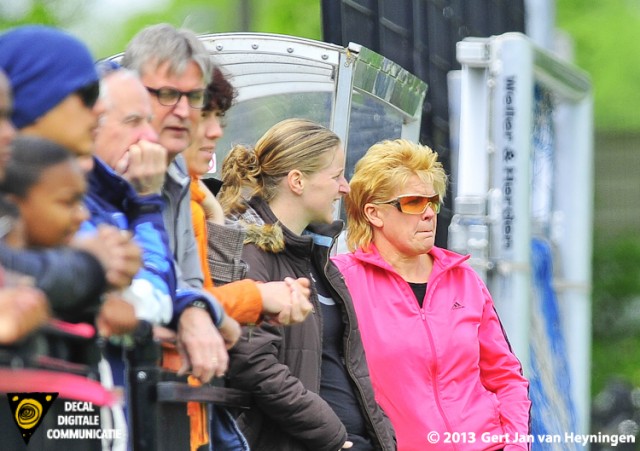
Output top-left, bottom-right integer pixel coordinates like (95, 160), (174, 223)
(226, 196), (396, 451)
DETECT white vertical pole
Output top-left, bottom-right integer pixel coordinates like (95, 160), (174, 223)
(456, 40), (490, 201)
(447, 70), (462, 200)
(332, 45), (356, 150)
(488, 33), (534, 371)
(554, 94), (594, 436)
(454, 31), (593, 440)
(451, 41), (493, 281)
(524, 0), (556, 50)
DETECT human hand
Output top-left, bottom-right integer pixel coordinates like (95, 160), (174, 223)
(258, 277), (313, 326)
(153, 325), (177, 343)
(0, 286), (49, 345)
(341, 441), (353, 449)
(177, 307), (229, 382)
(285, 277), (312, 324)
(217, 314), (241, 349)
(198, 179), (224, 224)
(116, 140), (167, 196)
(96, 292), (138, 337)
(72, 225), (142, 289)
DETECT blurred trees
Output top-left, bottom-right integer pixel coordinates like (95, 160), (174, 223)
(0, 0), (322, 59)
(3, 0), (639, 133)
(556, 0), (640, 132)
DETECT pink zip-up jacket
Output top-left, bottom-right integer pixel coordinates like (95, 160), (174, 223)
(332, 245), (531, 451)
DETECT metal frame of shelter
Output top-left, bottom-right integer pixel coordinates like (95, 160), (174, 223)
(195, 33), (427, 196)
(448, 32), (593, 435)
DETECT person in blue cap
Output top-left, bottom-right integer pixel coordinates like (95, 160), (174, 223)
(0, 25), (103, 167)
(0, 70), (50, 346)
(0, 25), (142, 320)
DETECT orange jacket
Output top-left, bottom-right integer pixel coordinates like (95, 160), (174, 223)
(190, 178), (262, 324)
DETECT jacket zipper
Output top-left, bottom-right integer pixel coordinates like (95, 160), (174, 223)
(421, 276), (458, 451)
(308, 243), (324, 394)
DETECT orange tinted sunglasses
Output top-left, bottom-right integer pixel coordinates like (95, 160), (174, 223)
(374, 194), (441, 215)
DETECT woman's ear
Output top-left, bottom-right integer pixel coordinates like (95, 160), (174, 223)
(287, 169), (304, 195)
(364, 203), (384, 228)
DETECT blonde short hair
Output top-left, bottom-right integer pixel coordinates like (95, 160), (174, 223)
(345, 139), (447, 251)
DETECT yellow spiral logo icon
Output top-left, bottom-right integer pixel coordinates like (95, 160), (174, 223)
(8, 392), (58, 445)
(14, 397), (43, 430)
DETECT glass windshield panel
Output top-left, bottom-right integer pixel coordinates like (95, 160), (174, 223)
(345, 89), (404, 181)
(208, 91), (333, 177)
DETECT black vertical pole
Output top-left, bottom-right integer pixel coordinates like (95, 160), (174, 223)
(126, 323), (161, 451)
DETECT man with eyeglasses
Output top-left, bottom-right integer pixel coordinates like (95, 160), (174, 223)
(122, 24), (241, 388)
(122, 22), (315, 385)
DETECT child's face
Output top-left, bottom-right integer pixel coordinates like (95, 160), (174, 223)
(18, 160), (88, 248)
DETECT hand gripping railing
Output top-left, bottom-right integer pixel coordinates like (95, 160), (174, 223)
(126, 322), (251, 451)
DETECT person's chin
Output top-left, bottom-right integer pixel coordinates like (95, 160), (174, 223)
(422, 239), (435, 252)
(162, 130), (189, 151)
(73, 138), (93, 158)
(62, 230), (79, 246)
(199, 159), (212, 174)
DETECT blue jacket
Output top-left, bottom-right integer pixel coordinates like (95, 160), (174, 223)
(80, 157), (174, 324)
(81, 157), (223, 327)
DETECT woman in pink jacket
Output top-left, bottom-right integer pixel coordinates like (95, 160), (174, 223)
(332, 139), (531, 451)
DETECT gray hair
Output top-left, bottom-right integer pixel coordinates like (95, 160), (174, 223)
(121, 23), (212, 84)
(98, 68), (141, 109)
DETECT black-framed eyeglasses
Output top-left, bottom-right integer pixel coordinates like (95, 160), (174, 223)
(75, 81), (100, 109)
(145, 86), (205, 109)
(374, 193), (442, 215)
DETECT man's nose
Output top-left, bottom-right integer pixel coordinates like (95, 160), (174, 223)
(172, 95), (190, 118)
(138, 123), (159, 143)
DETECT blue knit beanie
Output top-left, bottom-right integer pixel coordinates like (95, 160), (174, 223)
(0, 25), (98, 129)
